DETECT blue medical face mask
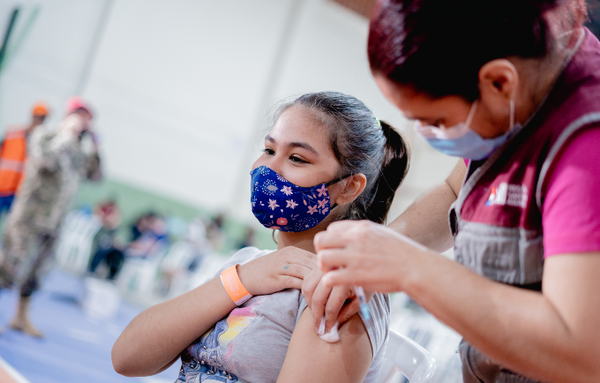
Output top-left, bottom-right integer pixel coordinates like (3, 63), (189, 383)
(250, 166), (348, 232)
(415, 100), (521, 160)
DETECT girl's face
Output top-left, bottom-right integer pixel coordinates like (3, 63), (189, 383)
(252, 105), (342, 189)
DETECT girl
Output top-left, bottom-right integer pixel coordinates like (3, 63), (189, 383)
(111, 91), (409, 382)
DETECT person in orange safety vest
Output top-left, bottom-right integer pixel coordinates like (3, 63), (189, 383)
(0, 103), (49, 215)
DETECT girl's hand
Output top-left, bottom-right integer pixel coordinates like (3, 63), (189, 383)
(302, 268), (375, 333)
(238, 246), (317, 296)
(315, 220), (433, 293)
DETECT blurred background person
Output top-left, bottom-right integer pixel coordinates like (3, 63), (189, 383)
(88, 199), (125, 280)
(124, 212), (169, 259)
(236, 226), (256, 250)
(205, 212), (226, 252)
(0, 96), (101, 337)
(0, 102), (49, 218)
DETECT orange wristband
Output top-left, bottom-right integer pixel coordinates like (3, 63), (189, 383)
(220, 264), (252, 306)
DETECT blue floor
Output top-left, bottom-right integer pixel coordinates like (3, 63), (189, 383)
(0, 268), (180, 383)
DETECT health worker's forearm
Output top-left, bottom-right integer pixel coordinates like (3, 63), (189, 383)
(388, 159), (465, 252)
(403, 251), (600, 383)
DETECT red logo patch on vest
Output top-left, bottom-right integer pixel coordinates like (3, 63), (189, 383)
(485, 182), (528, 208)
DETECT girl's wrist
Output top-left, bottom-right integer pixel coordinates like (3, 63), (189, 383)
(236, 263), (255, 295)
(220, 264), (253, 305)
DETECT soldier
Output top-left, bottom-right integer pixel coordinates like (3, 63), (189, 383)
(0, 102), (49, 216)
(0, 96), (102, 337)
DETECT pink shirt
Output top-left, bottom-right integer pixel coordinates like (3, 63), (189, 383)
(461, 126), (600, 257)
(542, 125), (600, 257)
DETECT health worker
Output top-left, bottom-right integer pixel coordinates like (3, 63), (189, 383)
(311, 1), (600, 382)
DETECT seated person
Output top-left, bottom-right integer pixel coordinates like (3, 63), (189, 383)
(89, 199), (126, 279)
(111, 92), (410, 382)
(124, 212), (169, 259)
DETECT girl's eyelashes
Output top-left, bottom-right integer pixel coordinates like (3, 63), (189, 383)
(290, 155), (308, 164)
(263, 148), (309, 164)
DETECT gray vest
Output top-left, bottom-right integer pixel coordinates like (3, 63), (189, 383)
(450, 30), (600, 383)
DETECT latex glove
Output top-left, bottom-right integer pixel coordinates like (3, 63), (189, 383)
(315, 220), (432, 293)
(302, 267), (373, 334)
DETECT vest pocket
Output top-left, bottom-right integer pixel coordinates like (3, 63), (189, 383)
(454, 221), (544, 285)
(459, 340), (541, 383)
(459, 339), (500, 383)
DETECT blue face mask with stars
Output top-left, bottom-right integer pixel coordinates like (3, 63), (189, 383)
(250, 166), (348, 232)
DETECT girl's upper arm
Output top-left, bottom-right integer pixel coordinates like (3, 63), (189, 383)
(277, 307), (373, 383)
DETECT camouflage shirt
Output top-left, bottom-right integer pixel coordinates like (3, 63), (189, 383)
(5, 126), (101, 234)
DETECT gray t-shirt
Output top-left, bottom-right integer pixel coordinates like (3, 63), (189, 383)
(176, 247), (390, 383)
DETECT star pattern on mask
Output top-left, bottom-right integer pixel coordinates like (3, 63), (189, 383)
(268, 199), (279, 210)
(317, 199), (327, 209)
(307, 205), (318, 215)
(317, 185), (328, 197)
(281, 185), (293, 196)
(286, 199), (298, 209)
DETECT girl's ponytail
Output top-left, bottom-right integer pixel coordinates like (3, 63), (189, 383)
(285, 92), (410, 225)
(365, 121), (409, 224)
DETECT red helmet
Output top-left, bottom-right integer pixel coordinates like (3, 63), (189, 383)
(65, 96), (93, 117)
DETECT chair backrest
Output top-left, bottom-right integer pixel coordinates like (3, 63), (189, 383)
(378, 329), (436, 383)
(54, 210), (102, 274)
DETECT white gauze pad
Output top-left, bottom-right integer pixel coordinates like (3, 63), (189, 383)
(318, 316), (340, 343)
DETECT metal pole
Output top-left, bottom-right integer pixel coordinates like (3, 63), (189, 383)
(229, 0), (307, 217)
(74, 0), (115, 96)
(0, 8), (19, 75)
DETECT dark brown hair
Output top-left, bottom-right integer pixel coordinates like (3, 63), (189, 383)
(273, 92), (410, 224)
(368, 0), (588, 101)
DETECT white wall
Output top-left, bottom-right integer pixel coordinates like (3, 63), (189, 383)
(0, 0), (459, 226)
(0, 0), (104, 123)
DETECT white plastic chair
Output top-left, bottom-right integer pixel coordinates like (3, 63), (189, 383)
(54, 211), (102, 275)
(116, 250), (166, 299)
(378, 329), (436, 383)
(183, 252), (229, 290)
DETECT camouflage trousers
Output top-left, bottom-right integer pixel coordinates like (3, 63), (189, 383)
(0, 223), (57, 297)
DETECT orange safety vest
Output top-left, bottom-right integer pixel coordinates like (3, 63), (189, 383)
(0, 129), (27, 196)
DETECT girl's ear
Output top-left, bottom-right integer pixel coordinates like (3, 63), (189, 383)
(334, 174), (367, 206)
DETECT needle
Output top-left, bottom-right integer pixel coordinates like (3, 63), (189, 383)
(354, 286), (370, 320)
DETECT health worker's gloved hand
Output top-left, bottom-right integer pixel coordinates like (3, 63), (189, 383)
(302, 267), (374, 335)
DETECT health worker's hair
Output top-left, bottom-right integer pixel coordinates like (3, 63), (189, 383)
(368, 0), (588, 101)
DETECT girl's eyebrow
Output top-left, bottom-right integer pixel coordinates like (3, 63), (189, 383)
(266, 135), (320, 156)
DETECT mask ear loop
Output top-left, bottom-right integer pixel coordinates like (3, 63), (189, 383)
(325, 173), (352, 187)
(509, 99), (515, 131)
(325, 173), (353, 211)
(464, 100), (479, 128)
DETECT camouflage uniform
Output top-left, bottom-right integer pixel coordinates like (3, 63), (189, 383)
(0, 125), (101, 295)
